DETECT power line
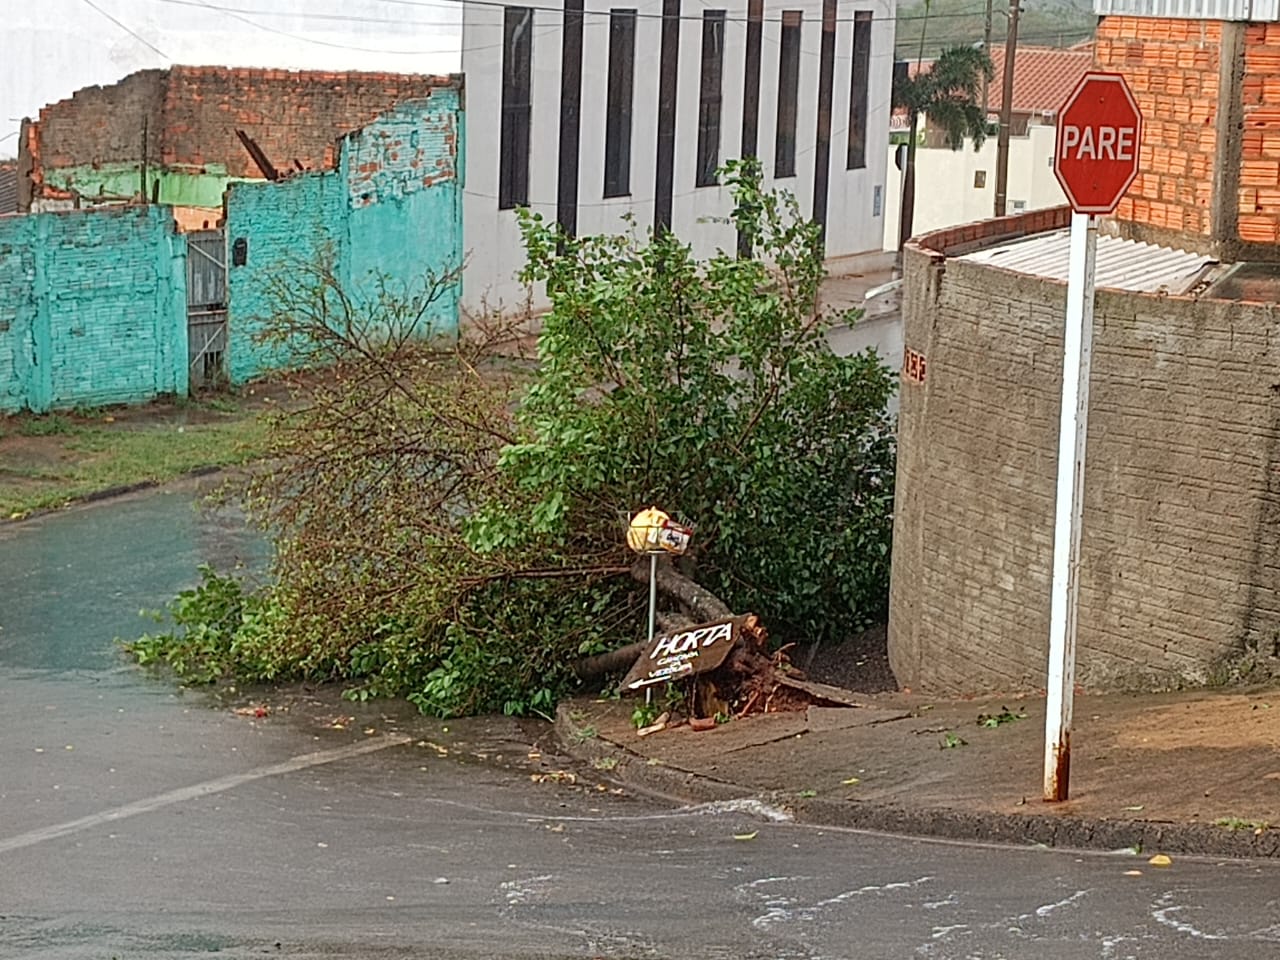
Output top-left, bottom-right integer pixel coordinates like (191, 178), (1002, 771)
(79, 0), (171, 59)
(180, 0), (461, 54)
(152, 0), (459, 28)
(157, 0), (1092, 63)
(166, 0), (999, 30)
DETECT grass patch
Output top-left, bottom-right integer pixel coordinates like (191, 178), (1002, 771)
(1, 416), (271, 517)
(17, 414), (76, 437)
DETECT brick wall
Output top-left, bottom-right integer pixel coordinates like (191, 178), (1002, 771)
(1238, 23), (1280, 243)
(34, 70), (167, 171)
(1095, 16), (1220, 239)
(23, 67), (456, 208)
(225, 92), (463, 384)
(0, 217), (38, 411)
(161, 67), (451, 177)
(0, 206), (187, 413)
(225, 168), (344, 384)
(890, 222), (1280, 693)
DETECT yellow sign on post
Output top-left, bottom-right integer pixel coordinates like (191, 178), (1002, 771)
(627, 506), (695, 705)
(627, 506), (692, 556)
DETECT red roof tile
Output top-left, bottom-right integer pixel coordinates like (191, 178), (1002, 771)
(986, 45), (1095, 116)
(890, 45), (1095, 129)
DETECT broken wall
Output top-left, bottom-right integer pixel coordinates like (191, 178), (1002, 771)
(24, 67), (455, 211)
(225, 91), (463, 384)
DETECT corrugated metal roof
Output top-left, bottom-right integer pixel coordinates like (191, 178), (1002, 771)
(0, 164), (17, 215)
(1094, 0), (1280, 22)
(957, 229), (1217, 294)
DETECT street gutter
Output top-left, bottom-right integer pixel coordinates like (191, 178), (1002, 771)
(555, 701), (1280, 859)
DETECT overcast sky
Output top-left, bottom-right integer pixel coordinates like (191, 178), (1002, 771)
(1, 0), (465, 157)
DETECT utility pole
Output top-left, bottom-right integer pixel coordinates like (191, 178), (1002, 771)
(982, 0), (993, 114)
(993, 0), (1021, 218)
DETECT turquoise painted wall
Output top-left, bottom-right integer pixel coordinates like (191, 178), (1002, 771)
(225, 92), (462, 384)
(0, 218), (39, 412)
(225, 170), (344, 384)
(0, 206), (187, 413)
(44, 162), (249, 208)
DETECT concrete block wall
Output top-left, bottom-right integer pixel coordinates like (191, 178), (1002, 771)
(0, 206), (187, 413)
(890, 213), (1280, 694)
(225, 91), (463, 384)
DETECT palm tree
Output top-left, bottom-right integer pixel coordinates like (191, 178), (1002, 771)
(893, 45), (994, 252)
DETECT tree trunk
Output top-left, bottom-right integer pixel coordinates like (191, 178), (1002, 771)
(632, 555), (731, 622)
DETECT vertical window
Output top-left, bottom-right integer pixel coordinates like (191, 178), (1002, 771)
(604, 9), (636, 198)
(812, 0), (836, 236)
(654, 0), (682, 231)
(737, 0), (764, 258)
(847, 11), (872, 170)
(696, 11), (726, 187)
(775, 11), (802, 179)
(558, 0), (584, 235)
(740, 0), (764, 161)
(499, 6), (533, 209)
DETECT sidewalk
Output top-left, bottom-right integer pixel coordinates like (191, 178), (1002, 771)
(556, 686), (1280, 858)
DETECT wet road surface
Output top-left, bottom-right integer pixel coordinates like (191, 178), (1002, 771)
(1, 486), (1278, 959)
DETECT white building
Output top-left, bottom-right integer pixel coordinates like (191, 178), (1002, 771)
(881, 122), (1067, 247)
(461, 0), (897, 315)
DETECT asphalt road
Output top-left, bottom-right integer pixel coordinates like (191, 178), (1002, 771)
(2, 487), (1278, 960)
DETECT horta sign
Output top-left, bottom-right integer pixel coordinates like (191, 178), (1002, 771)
(621, 616), (749, 691)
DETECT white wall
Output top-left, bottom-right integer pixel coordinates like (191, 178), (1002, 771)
(882, 121), (1065, 249)
(461, 0), (896, 316)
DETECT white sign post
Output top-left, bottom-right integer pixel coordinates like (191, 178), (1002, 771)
(1044, 210), (1096, 802)
(1046, 73), (1142, 802)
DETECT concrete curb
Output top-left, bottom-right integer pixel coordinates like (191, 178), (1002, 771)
(554, 703), (1280, 859)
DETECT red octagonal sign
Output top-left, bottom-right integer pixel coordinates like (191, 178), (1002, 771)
(1054, 72), (1144, 215)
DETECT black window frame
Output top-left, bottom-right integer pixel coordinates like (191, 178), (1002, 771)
(847, 11), (873, 170)
(775, 10), (802, 180)
(499, 6), (534, 210)
(696, 10), (727, 188)
(604, 9), (637, 198)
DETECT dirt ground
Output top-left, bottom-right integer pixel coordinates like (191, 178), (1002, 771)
(800, 623), (896, 693)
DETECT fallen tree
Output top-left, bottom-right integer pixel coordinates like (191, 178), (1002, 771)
(127, 160), (897, 717)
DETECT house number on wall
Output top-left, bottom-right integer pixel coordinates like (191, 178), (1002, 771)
(903, 348), (927, 384)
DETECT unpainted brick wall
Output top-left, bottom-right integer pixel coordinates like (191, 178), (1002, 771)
(1095, 16), (1219, 237)
(159, 67), (450, 177)
(35, 70), (167, 170)
(0, 206), (187, 413)
(1238, 23), (1280, 242)
(890, 220), (1280, 694)
(27, 67), (454, 204)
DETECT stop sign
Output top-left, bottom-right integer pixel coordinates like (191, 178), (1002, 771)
(1054, 72), (1143, 215)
